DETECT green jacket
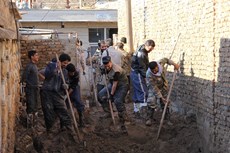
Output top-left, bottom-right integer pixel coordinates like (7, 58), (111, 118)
(146, 58), (175, 99)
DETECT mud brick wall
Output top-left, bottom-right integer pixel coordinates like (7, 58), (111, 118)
(118, 0), (230, 153)
(0, 40), (21, 153)
(0, 0), (21, 153)
(20, 39), (65, 70)
(20, 38), (90, 96)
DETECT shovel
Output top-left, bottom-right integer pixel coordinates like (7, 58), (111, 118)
(55, 54), (82, 142)
(156, 70), (177, 140)
(103, 73), (116, 125)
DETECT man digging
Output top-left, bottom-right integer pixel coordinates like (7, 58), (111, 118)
(145, 58), (180, 126)
(98, 56), (130, 133)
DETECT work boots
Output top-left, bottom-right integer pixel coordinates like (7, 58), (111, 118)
(78, 112), (85, 128)
(118, 111), (130, 123)
(139, 106), (148, 120)
(118, 111), (129, 134)
(145, 106), (155, 126)
(100, 100), (111, 118)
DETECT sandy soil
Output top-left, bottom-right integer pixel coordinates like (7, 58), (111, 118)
(15, 101), (202, 153)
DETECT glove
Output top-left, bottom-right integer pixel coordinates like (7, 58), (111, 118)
(62, 83), (69, 90)
(109, 94), (114, 102)
(83, 71), (86, 75)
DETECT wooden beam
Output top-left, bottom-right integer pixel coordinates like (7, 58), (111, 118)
(125, 0), (134, 53)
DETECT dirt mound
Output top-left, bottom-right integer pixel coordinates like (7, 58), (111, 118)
(15, 103), (202, 153)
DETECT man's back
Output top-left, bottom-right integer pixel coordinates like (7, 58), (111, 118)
(102, 46), (124, 66)
(131, 44), (149, 78)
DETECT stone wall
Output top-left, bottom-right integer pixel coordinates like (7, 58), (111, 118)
(0, 1), (21, 153)
(118, 0), (230, 152)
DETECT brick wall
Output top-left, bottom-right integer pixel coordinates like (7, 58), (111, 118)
(0, 1), (21, 152)
(118, 0), (230, 152)
(20, 39), (65, 70)
(20, 38), (90, 95)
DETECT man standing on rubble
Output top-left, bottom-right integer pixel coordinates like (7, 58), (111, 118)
(22, 50), (40, 126)
(145, 58), (180, 126)
(130, 39), (155, 118)
(41, 53), (72, 133)
(98, 56), (129, 132)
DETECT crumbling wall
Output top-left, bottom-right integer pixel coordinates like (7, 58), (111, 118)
(118, 0), (230, 152)
(0, 0), (21, 153)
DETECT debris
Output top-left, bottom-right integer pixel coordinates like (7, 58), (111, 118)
(15, 102), (201, 153)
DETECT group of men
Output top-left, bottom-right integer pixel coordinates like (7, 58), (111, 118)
(22, 40), (85, 134)
(22, 37), (180, 137)
(90, 38), (180, 127)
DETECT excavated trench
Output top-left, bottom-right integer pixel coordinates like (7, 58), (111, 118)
(15, 98), (202, 153)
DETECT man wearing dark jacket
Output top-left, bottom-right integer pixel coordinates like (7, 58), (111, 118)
(130, 39), (155, 117)
(41, 53), (72, 132)
(22, 50), (39, 126)
(66, 63), (85, 127)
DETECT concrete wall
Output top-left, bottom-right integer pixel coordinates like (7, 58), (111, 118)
(0, 1), (21, 153)
(21, 22), (117, 48)
(118, 0), (230, 152)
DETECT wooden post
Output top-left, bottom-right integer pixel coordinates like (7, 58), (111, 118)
(125, 0), (134, 54)
(79, 0), (82, 9)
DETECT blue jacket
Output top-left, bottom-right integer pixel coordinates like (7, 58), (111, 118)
(42, 61), (69, 96)
(131, 44), (149, 78)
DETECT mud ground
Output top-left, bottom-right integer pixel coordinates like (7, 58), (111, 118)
(15, 100), (202, 153)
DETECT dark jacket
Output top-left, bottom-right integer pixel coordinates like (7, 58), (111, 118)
(23, 61), (39, 87)
(69, 71), (80, 90)
(42, 61), (68, 96)
(131, 44), (149, 78)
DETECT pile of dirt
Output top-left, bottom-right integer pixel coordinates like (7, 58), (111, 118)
(15, 102), (202, 153)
